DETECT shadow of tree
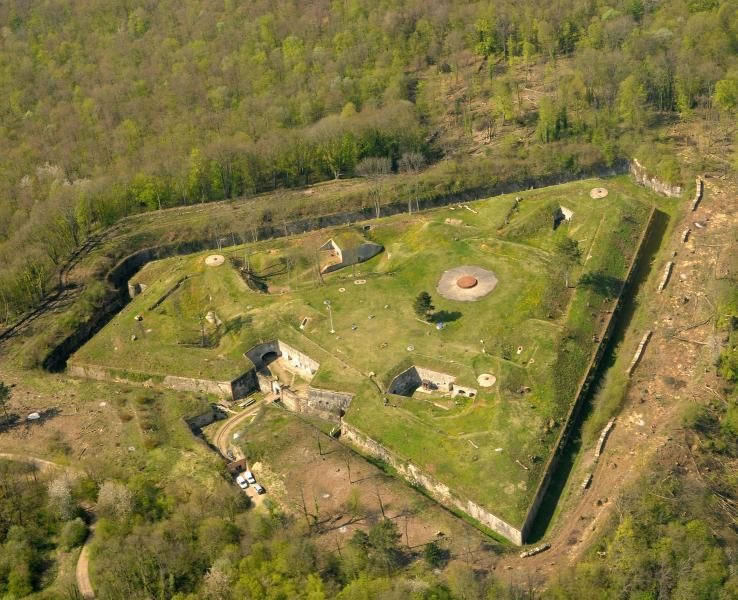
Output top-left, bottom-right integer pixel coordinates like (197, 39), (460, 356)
(431, 310), (462, 323)
(0, 414), (20, 433)
(0, 407), (60, 433)
(579, 272), (624, 298)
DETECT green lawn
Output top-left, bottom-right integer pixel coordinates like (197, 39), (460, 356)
(72, 176), (654, 527)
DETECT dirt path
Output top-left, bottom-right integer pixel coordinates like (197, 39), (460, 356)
(496, 177), (737, 584)
(496, 390), (683, 581)
(209, 397), (274, 508)
(0, 452), (69, 472)
(75, 526), (95, 599)
(212, 397), (271, 458)
(0, 453), (95, 597)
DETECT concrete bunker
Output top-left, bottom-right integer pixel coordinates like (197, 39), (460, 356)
(127, 281), (148, 299)
(388, 366), (476, 399)
(553, 206), (574, 229)
(318, 231), (383, 274)
(245, 340), (320, 380)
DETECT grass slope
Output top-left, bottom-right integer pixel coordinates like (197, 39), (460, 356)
(72, 176), (654, 526)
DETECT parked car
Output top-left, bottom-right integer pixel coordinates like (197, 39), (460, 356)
(244, 470), (256, 484)
(253, 483), (266, 495)
(235, 474), (249, 490)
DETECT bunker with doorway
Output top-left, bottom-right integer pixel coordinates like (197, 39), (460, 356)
(388, 365), (476, 399)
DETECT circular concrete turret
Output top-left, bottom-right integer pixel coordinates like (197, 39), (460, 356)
(456, 276), (478, 289)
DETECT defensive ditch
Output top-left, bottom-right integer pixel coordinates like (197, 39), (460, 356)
(39, 162), (629, 372)
(333, 205), (658, 545)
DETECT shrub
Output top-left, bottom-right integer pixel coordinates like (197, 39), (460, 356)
(59, 518), (88, 551)
(423, 541), (445, 568)
(7, 565), (33, 597)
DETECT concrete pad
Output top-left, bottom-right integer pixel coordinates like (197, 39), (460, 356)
(437, 265), (498, 301)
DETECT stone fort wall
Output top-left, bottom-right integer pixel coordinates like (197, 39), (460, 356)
(341, 421), (524, 545)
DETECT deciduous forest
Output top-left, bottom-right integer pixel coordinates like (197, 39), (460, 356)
(1, 0), (737, 322)
(1, 1), (738, 599)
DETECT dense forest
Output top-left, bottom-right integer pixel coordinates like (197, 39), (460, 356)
(1, 0), (737, 323)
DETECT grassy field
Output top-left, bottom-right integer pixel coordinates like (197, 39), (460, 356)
(72, 176), (654, 527)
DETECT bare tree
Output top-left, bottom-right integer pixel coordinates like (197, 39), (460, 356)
(202, 564), (231, 600)
(356, 157), (392, 218)
(299, 485), (312, 531)
(375, 483), (386, 519)
(398, 152), (426, 213)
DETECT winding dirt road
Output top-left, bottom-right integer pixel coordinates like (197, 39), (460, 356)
(75, 529), (95, 599)
(211, 396), (272, 458)
(0, 452), (68, 472)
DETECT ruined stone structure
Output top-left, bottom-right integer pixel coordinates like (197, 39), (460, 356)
(657, 262), (674, 293)
(245, 339), (320, 380)
(388, 365), (476, 398)
(630, 158), (683, 197)
(692, 177), (704, 211)
(318, 234), (383, 274)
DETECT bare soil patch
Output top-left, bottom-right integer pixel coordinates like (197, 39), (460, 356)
(230, 406), (501, 562)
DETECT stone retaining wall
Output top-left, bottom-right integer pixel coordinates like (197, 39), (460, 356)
(518, 205), (657, 541)
(388, 365), (457, 396)
(68, 362), (250, 400)
(185, 406), (226, 430)
(307, 387), (353, 414)
(278, 340), (320, 378)
(630, 159), (683, 197)
(341, 422), (524, 544)
(280, 386), (346, 422)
